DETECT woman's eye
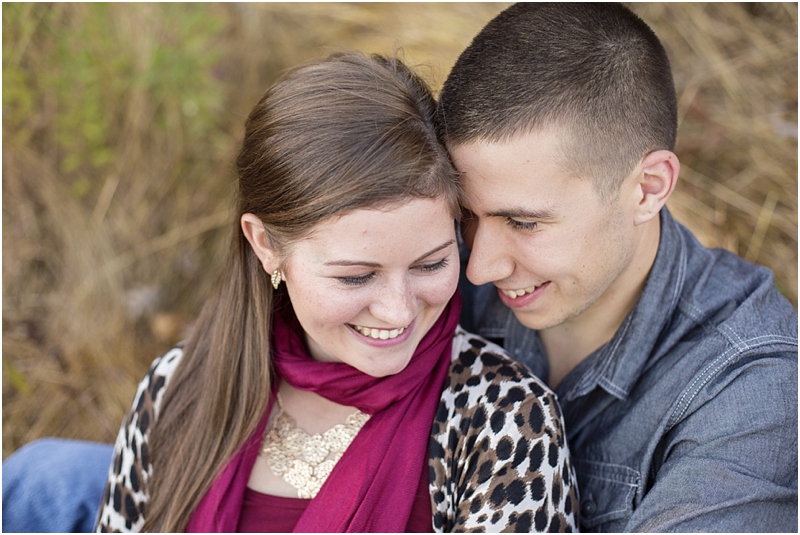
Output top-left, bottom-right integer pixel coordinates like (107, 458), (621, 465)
(507, 218), (538, 231)
(336, 258), (449, 286)
(416, 258), (449, 273)
(337, 273), (376, 286)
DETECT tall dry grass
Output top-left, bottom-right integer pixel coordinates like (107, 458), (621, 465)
(3, 3), (797, 458)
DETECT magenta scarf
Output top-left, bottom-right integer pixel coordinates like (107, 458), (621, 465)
(186, 293), (461, 532)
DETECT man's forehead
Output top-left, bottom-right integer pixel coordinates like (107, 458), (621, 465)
(450, 129), (574, 174)
(460, 181), (560, 219)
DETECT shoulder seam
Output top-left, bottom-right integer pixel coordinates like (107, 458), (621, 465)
(668, 338), (796, 427)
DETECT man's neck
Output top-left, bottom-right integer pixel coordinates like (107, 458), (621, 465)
(540, 218), (661, 388)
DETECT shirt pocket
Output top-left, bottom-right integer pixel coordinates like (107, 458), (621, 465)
(573, 459), (640, 531)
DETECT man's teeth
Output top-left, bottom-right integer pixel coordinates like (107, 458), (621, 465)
(501, 284), (539, 299)
(353, 325), (406, 339)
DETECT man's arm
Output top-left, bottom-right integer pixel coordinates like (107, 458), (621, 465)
(626, 351), (797, 532)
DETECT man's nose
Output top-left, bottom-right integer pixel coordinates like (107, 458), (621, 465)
(465, 222), (515, 286)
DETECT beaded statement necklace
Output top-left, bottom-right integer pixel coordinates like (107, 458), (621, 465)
(260, 392), (370, 499)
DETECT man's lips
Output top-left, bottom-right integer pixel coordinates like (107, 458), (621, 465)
(497, 282), (550, 308)
(498, 282), (545, 299)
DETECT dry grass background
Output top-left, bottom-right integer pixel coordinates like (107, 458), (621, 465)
(3, 3), (797, 458)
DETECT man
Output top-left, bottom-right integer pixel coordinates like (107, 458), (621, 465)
(4, 4), (796, 533)
(437, 3), (798, 532)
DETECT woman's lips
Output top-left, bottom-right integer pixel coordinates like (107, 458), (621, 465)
(348, 320), (415, 346)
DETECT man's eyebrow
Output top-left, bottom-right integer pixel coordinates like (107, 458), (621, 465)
(324, 239), (456, 268)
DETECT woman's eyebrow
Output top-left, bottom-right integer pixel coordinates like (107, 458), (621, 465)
(413, 239), (456, 263)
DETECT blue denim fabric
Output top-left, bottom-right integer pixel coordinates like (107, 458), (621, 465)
(460, 207), (798, 532)
(2, 438), (113, 533)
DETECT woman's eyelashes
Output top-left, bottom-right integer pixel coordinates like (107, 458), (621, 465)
(335, 258), (450, 287)
(416, 258), (449, 273)
(337, 272), (376, 286)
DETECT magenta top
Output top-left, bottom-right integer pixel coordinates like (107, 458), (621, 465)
(236, 462), (433, 533)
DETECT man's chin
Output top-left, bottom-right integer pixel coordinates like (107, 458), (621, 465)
(510, 308), (559, 332)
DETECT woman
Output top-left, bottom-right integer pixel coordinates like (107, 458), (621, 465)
(95, 52), (578, 532)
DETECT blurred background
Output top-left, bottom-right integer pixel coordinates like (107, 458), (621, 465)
(3, 3), (797, 457)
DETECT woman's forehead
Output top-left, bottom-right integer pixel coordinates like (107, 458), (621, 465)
(291, 198), (456, 261)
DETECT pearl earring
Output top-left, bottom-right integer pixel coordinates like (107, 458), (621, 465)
(271, 270), (283, 290)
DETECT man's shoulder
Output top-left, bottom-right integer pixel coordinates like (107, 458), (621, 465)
(647, 233), (797, 427)
(676, 237), (797, 349)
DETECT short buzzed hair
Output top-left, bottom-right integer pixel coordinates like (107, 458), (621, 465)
(437, 3), (677, 200)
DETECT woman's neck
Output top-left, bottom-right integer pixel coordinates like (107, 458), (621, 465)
(276, 381), (360, 434)
(246, 381), (365, 498)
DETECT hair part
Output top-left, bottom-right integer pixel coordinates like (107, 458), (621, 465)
(437, 2), (678, 201)
(144, 52), (460, 531)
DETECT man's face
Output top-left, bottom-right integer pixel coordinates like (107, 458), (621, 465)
(450, 129), (642, 334)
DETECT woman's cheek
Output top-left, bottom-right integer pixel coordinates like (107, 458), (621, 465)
(322, 294), (368, 324)
(424, 266), (460, 305)
(291, 286), (363, 329)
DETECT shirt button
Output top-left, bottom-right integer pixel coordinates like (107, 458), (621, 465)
(581, 498), (597, 517)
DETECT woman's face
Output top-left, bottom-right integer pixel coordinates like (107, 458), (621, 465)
(282, 197), (459, 377)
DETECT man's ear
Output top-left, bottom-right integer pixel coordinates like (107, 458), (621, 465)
(632, 150), (679, 225)
(241, 213), (280, 273)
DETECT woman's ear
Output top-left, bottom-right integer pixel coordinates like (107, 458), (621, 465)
(632, 150), (680, 225)
(241, 213), (280, 273)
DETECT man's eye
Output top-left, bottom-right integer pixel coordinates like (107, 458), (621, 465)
(337, 273), (375, 286)
(507, 218), (538, 231)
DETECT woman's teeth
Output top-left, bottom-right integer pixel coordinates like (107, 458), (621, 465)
(352, 325), (406, 340)
(501, 284), (539, 299)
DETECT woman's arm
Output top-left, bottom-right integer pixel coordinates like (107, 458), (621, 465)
(95, 347), (183, 532)
(429, 328), (579, 532)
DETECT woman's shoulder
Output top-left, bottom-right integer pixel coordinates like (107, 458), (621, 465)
(448, 325), (555, 401)
(131, 345), (185, 417)
(95, 346), (185, 532)
(429, 327), (577, 532)
(142, 344), (183, 394)
(147, 345), (184, 383)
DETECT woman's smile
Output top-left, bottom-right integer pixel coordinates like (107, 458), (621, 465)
(349, 323), (408, 340)
(281, 197), (459, 377)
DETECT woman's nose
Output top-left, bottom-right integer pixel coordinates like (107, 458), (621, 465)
(369, 277), (416, 327)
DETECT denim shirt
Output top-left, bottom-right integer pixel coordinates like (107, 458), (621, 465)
(459, 207), (798, 532)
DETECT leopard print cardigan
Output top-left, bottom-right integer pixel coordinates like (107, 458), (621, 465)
(95, 326), (578, 532)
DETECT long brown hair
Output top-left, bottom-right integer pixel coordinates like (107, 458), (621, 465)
(143, 52), (460, 531)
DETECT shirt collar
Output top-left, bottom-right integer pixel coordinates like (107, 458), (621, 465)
(561, 207), (687, 401)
